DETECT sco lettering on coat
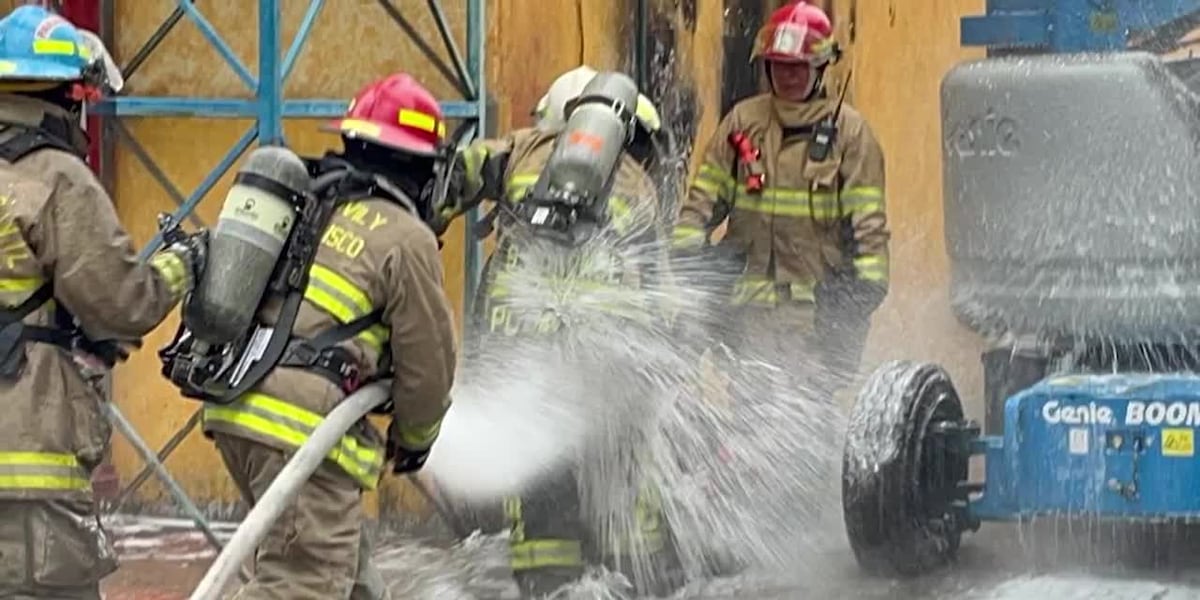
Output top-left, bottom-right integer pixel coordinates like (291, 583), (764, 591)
(321, 202), (390, 259)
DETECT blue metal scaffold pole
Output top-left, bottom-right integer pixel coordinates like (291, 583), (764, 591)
(90, 0), (489, 544)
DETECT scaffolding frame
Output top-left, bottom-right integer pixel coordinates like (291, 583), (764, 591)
(83, 0), (489, 549)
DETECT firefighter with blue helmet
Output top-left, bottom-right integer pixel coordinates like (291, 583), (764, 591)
(0, 7), (205, 599)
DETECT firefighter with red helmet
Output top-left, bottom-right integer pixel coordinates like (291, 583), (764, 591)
(202, 73), (458, 600)
(672, 0), (889, 400)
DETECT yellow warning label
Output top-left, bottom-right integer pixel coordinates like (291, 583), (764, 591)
(1089, 11), (1118, 32)
(1162, 428), (1194, 458)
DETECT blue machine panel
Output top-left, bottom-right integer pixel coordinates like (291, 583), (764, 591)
(962, 0), (1200, 52)
(972, 374), (1200, 520)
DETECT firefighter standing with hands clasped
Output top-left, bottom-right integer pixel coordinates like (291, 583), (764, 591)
(672, 0), (889, 401)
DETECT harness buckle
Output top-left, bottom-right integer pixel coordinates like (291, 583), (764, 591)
(340, 362), (362, 394)
(290, 342), (318, 365)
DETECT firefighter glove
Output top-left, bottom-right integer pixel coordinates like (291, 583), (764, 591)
(390, 445), (431, 474)
(386, 418), (440, 474)
(166, 229), (209, 292)
(844, 277), (887, 314)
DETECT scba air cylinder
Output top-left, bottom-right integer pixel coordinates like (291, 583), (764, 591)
(184, 147), (311, 344)
(544, 71), (639, 202)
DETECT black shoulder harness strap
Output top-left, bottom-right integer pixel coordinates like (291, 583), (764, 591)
(0, 282), (53, 327)
(1, 282), (99, 356)
(0, 113), (86, 164)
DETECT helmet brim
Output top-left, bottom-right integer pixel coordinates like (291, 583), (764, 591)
(0, 58), (82, 82)
(322, 119), (441, 158)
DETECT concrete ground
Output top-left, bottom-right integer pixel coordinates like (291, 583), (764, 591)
(99, 515), (1200, 599)
(101, 517), (222, 600)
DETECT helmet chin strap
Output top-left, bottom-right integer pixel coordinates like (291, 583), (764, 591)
(805, 64), (826, 101)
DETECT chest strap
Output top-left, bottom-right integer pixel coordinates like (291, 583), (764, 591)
(276, 308), (385, 394)
(0, 283), (131, 378)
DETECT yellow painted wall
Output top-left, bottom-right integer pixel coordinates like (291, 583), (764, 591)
(100, 0), (994, 513)
(840, 0), (990, 414)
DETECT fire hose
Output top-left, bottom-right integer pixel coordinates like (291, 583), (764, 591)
(188, 381), (467, 599)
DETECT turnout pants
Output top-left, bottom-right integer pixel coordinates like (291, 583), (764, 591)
(213, 433), (390, 600)
(0, 499), (116, 599)
(505, 466), (678, 598)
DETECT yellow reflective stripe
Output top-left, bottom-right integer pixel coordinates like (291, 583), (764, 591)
(304, 263), (387, 353)
(203, 393), (383, 489)
(731, 185), (883, 218)
(150, 251), (188, 297)
(32, 39), (88, 59)
(311, 264), (371, 313)
(397, 109), (446, 138)
(608, 196), (635, 234)
(504, 495), (526, 542)
(393, 417), (443, 450)
(733, 188), (838, 219)
(510, 539), (585, 571)
(0, 277), (43, 293)
(635, 95), (661, 132)
(671, 225), (704, 248)
(607, 486), (666, 554)
(698, 163), (736, 188)
(462, 145), (488, 191)
(505, 174), (539, 199)
(692, 177), (723, 196)
(361, 324), (388, 350)
(790, 282), (816, 302)
(732, 276), (777, 306)
(731, 276), (815, 306)
(843, 186), (884, 212)
(0, 451), (90, 491)
(855, 254), (888, 282)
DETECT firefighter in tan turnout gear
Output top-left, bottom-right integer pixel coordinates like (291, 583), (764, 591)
(159, 73), (458, 600)
(0, 7), (206, 599)
(434, 68), (680, 598)
(673, 0), (889, 398)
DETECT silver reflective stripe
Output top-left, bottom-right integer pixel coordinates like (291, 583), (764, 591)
(215, 217), (288, 256)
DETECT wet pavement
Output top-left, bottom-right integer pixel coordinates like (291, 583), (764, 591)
(99, 515), (1200, 599)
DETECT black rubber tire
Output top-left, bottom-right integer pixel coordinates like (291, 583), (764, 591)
(841, 360), (968, 577)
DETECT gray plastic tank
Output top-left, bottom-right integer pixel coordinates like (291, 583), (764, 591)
(941, 52), (1200, 341)
(544, 71), (639, 200)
